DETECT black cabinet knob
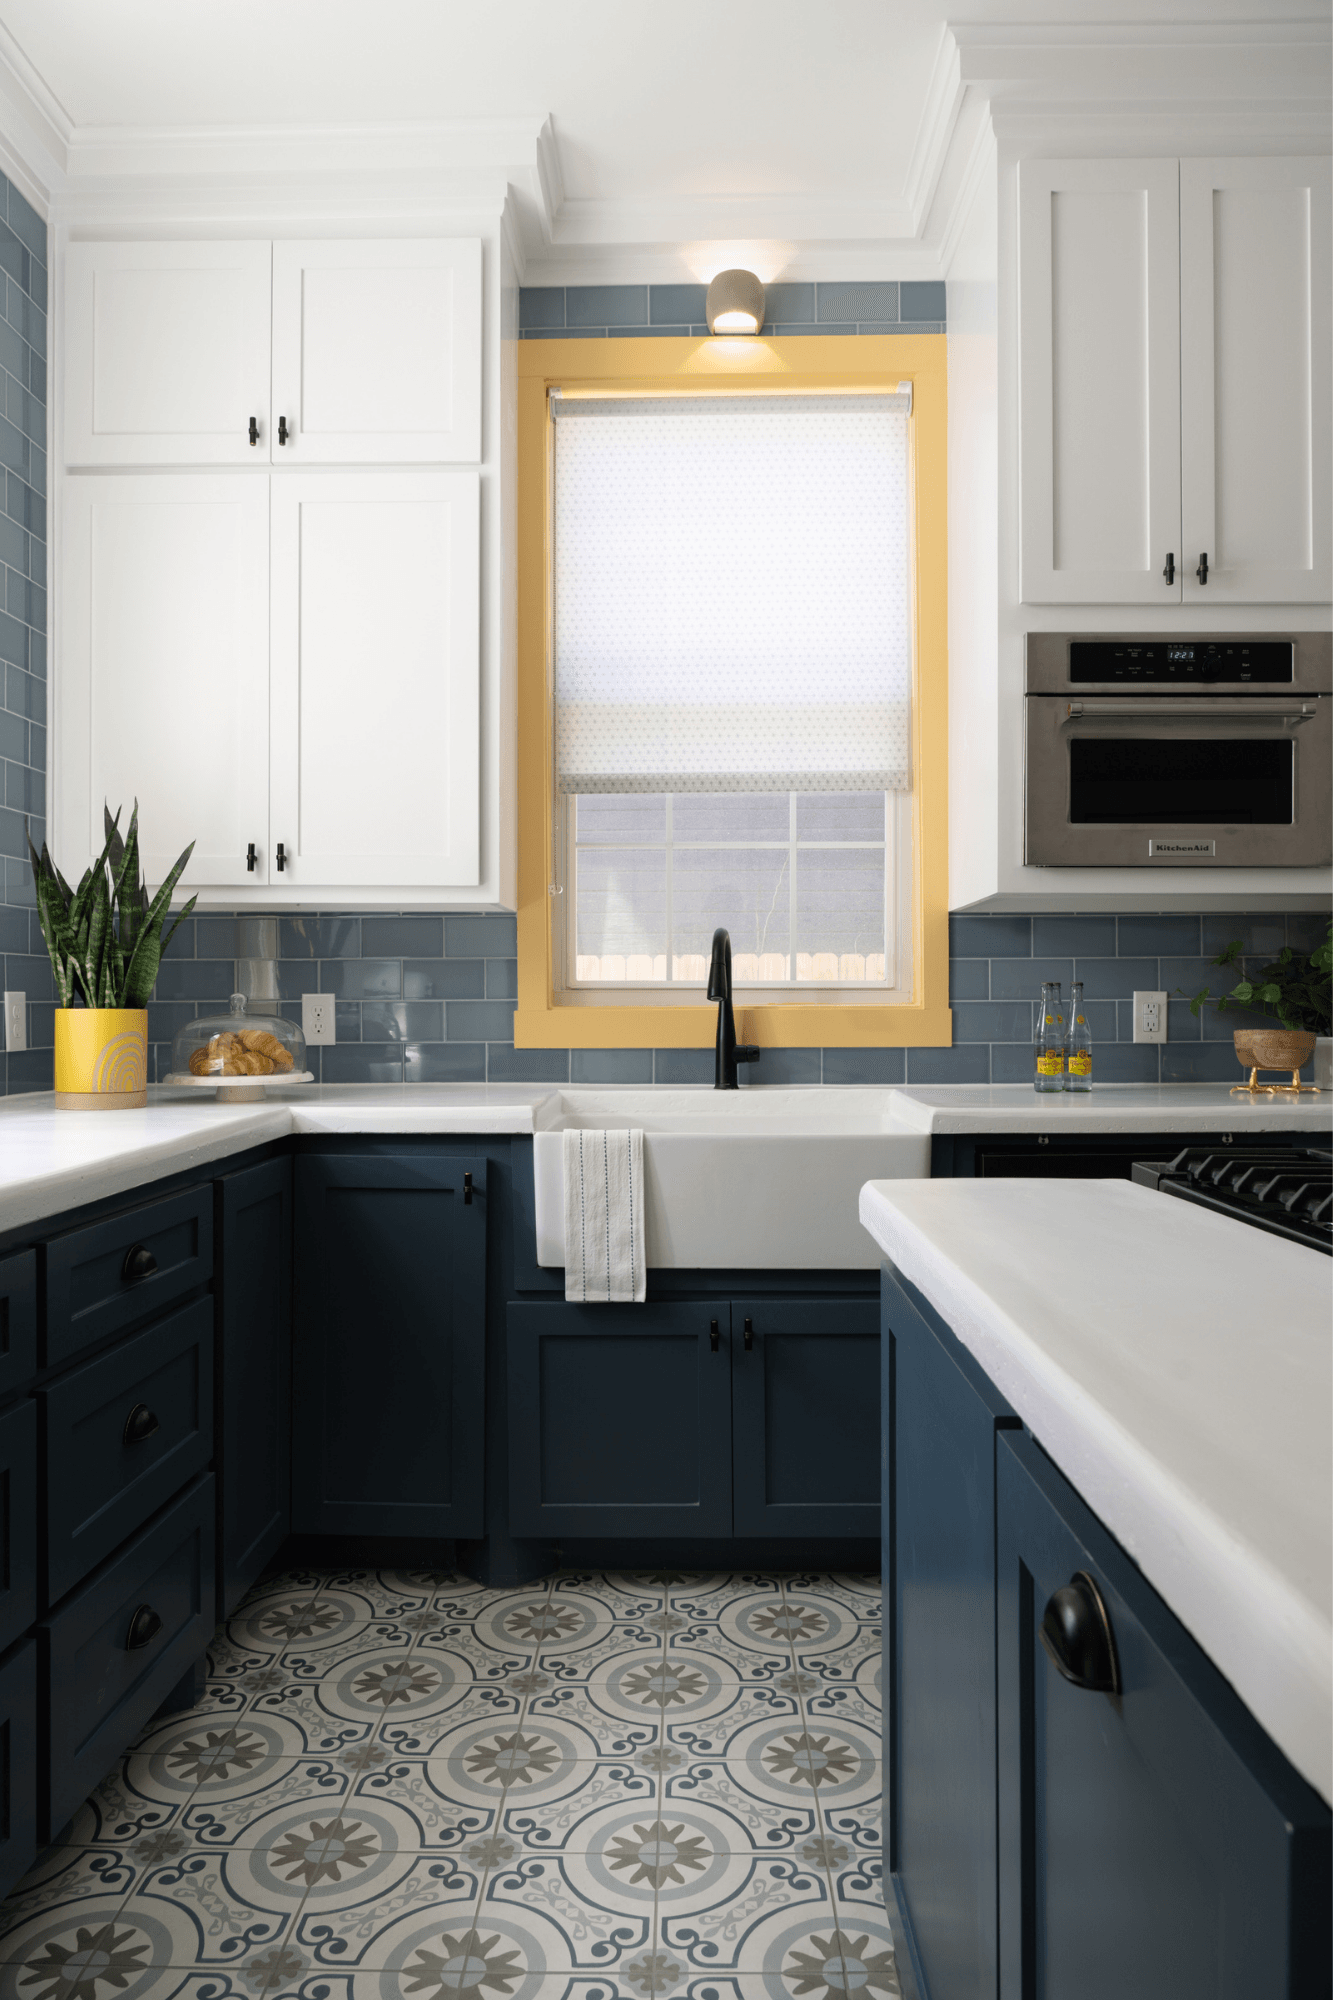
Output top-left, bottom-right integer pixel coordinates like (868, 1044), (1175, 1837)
(122, 1403), (160, 1447)
(1162, 552), (1175, 584)
(743, 1315), (754, 1351)
(278, 416), (290, 446)
(125, 1604), (162, 1651)
(1196, 552), (1209, 585)
(121, 1244), (158, 1282)
(248, 416), (259, 445)
(709, 1318), (720, 1353)
(1039, 1570), (1121, 1695)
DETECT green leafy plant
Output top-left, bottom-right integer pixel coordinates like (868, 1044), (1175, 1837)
(26, 803), (196, 1010)
(1183, 922), (1332, 1036)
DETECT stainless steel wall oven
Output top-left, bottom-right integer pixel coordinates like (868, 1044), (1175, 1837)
(1024, 633), (1331, 867)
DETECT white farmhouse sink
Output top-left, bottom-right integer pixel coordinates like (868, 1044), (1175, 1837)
(532, 1087), (930, 1270)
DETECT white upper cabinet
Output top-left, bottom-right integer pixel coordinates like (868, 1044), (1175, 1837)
(269, 474), (480, 886)
(1019, 156), (1332, 606)
(64, 242), (273, 465)
(1018, 159), (1182, 605)
(60, 476), (272, 885)
(1180, 157), (1331, 603)
(64, 237), (481, 467)
(271, 240), (481, 463)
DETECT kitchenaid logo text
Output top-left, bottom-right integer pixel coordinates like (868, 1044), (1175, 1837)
(1148, 839), (1216, 857)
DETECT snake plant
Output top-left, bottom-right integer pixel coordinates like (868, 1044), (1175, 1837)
(26, 803), (196, 1010)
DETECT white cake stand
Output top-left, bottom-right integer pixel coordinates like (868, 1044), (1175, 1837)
(163, 1071), (316, 1105)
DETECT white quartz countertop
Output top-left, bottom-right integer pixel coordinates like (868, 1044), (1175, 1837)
(0, 1079), (1327, 1239)
(858, 1175), (1333, 1805)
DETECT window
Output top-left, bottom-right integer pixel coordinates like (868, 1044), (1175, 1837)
(549, 390), (912, 1000)
(514, 335), (950, 1054)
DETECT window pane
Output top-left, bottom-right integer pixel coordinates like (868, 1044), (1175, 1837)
(576, 794), (667, 844)
(796, 845), (886, 979)
(673, 794), (789, 842)
(673, 849), (791, 981)
(796, 791), (886, 841)
(576, 848), (667, 980)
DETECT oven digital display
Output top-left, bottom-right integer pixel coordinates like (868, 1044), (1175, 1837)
(1068, 640), (1294, 683)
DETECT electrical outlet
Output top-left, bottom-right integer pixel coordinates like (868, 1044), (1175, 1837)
(302, 992), (336, 1045)
(2, 992), (24, 1052)
(1133, 989), (1168, 1044)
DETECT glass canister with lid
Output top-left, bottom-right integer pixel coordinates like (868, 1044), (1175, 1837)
(166, 994), (311, 1102)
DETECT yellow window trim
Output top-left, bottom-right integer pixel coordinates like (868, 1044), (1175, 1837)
(514, 334), (951, 1051)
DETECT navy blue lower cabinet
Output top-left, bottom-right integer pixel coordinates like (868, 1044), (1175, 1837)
(293, 1154), (487, 1538)
(0, 1250), (36, 1399)
(0, 1399), (36, 1656)
(507, 1302), (732, 1538)
(997, 1431), (1331, 2000)
(731, 1298), (879, 1537)
(0, 1637), (37, 1901)
(41, 1474), (215, 1843)
(883, 1266), (1019, 2000)
(217, 1158), (292, 1618)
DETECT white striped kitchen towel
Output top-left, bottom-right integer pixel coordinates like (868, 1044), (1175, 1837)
(563, 1127), (646, 1303)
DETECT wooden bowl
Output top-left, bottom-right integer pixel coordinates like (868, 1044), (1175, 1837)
(1240, 1028), (1316, 1072)
(1232, 1030), (1259, 1072)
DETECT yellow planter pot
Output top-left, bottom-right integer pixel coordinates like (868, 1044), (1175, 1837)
(53, 1009), (148, 1109)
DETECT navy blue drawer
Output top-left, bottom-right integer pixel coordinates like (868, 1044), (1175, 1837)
(42, 1474), (215, 1842)
(43, 1297), (214, 1604)
(0, 1639), (37, 1902)
(0, 1399), (36, 1654)
(42, 1185), (213, 1369)
(0, 1251), (36, 1396)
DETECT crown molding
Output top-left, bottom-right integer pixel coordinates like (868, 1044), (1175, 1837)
(905, 27), (965, 236)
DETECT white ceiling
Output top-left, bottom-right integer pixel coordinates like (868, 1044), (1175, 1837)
(0, 2), (1326, 277)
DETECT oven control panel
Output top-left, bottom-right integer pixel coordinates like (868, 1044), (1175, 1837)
(1068, 640), (1293, 683)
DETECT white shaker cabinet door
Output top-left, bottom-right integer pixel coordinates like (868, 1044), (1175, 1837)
(269, 474), (479, 887)
(1180, 157), (1332, 603)
(64, 242), (273, 465)
(1018, 159), (1182, 604)
(271, 240), (481, 463)
(59, 477), (271, 886)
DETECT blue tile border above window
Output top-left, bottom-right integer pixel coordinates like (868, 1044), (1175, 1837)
(9, 904), (1319, 1097)
(518, 279), (947, 339)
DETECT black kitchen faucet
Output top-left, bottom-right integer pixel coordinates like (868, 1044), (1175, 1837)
(707, 928), (762, 1089)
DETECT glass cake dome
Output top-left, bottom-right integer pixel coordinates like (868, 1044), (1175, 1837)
(167, 994), (310, 1101)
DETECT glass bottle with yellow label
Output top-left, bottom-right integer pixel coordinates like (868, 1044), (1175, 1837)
(1066, 979), (1093, 1092)
(1034, 980), (1066, 1092)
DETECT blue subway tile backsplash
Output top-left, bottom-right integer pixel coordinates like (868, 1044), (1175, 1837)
(518, 279), (947, 340)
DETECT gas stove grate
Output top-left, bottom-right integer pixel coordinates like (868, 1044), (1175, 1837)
(1132, 1145), (1333, 1254)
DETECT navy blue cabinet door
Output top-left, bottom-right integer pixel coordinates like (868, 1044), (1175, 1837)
(0, 1639), (36, 1901)
(997, 1431), (1331, 2000)
(0, 1251), (36, 1400)
(0, 1401), (36, 1655)
(732, 1298), (879, 1538)
(507, 1302), (732, 1538)
(217, 1158), (293, 1618)
(884, 1268), (1019, 2000)
(293, 1155), (486, 1538)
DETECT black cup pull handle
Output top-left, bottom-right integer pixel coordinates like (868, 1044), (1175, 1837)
(743, 1315), (754, 1351)
(248, 415), (259, 445)
(1039, 1570), (1121, 1695)
(1162, 552), (1175, 584)
(125, 1604), (162, 1651)
(122, 1403), (160, 1447)
(709, 1319), (720, 1353)
(278, 416), (290, 446)
(122, 1244), (157, 1283)
(1196, 552), (1209, 585)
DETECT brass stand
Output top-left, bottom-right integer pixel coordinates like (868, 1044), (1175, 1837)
(1231, 1067), (1322, 1096)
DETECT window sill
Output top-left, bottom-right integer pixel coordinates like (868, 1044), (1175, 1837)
(512, 1000), (954, 1050)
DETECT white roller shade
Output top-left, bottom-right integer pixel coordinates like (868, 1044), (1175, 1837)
(552, 392), (912, 794)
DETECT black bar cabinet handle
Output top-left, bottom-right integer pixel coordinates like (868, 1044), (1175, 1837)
(1196, 552), (1209, 584)
(709, 1319), (720, 1353)
(125, 1604), (162, 1652)
(278, 416), (290, 446)
(121, 1244), (157, 1283)
(463, 1172), (473, 1206)
(1162, 552), (1174, 584)
(248, 416), (259, 446)
(743, 1316), (754, 1351)
(122, 1403), (160, 1448)
(1038, 1570), (1121, 1695)
(276, 843), (286, 872)
(246, 841), (257, 873)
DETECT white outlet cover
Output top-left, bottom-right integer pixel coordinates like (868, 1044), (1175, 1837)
(1132, 989), (1168, 1044)
(2, 992), (24, 1052)
(302, 991), (336, 1045)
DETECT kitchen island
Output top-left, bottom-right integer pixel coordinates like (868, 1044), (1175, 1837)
(860, 1175), (1331, 1999)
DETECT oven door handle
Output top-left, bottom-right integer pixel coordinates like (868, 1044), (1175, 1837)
(1065, 701), (1317, 726)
